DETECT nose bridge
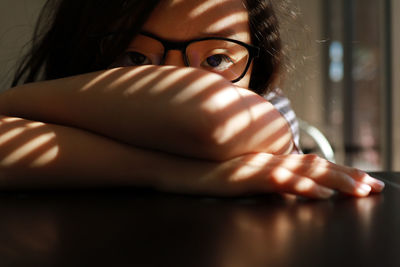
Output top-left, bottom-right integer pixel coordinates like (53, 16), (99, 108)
(162, 49), (186, 67)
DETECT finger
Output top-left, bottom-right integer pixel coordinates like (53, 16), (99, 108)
(309, 168), (372, 197)
(328, 165), (385, 193)
(304, 158), (384, 193)
(276, 155), (382, 196)
(268, 167), (335, 199)
(358, 173), (385, 192)
(310, 167), (372, 197)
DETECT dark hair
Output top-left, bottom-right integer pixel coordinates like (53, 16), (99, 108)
(12, 0), (284, 95)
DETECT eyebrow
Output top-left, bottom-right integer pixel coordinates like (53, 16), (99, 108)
(140, 28), (239, 42)
(198, 28), (238, 38)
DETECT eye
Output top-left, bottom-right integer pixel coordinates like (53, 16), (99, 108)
(110, 51), (152, 68)
(125, 51), (152, 65)
(200, 54), (234, 71)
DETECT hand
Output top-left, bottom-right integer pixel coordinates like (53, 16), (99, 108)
(200, 153), (385, 199)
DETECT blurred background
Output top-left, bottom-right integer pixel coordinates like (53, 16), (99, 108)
(281, 0), (399, 171)
(0, 0), (399, 171)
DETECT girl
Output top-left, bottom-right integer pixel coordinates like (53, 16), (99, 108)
(0, 0), (384, 198)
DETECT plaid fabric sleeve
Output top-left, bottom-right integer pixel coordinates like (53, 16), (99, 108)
(264, 88), (302, 153)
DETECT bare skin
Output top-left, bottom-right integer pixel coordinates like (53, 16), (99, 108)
(0, 0), (384, 198)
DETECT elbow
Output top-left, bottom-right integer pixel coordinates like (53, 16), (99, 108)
(168, 71), (244, 161)
(196, 123), (294, 161)
(191, 87), (295, 161)
(167, 69), (294, 161)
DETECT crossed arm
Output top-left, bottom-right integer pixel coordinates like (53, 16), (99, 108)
(0, 65), (384, 198)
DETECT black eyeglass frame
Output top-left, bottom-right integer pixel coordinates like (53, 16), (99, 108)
(131, 31), (260, 83)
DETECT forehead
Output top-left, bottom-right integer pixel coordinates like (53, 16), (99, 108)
(142, 0), (250, 41)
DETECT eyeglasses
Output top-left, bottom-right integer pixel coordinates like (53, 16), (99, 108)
(110, 32), (260, 83)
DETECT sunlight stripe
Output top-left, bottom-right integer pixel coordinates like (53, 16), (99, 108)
(1, 133), (55, 166)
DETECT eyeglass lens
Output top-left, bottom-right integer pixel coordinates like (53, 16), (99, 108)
(110, 34), (251, 82)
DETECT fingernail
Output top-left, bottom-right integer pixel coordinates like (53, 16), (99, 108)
(356, 183), (372, 196)
(318, 187), (335, 198)
(364, 175), (385, 191)
(371, 179), (385, 191)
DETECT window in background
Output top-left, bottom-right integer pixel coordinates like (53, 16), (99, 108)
(321, 0), (391, 171)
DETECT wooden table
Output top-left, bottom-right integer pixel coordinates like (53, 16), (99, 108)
(0, 172), (399, 267)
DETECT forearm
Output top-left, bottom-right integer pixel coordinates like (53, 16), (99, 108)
(0, 116), (384, 198)
(1, 66), (229, 159)
(0, 115), (258, 195)
(0, 115), (158, 189)
(1, 66), (293, 160)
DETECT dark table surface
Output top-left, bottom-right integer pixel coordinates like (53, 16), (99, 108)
(1, 172), (399, 267)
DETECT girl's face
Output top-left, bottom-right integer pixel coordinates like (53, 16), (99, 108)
(122, 0), (253, 88)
